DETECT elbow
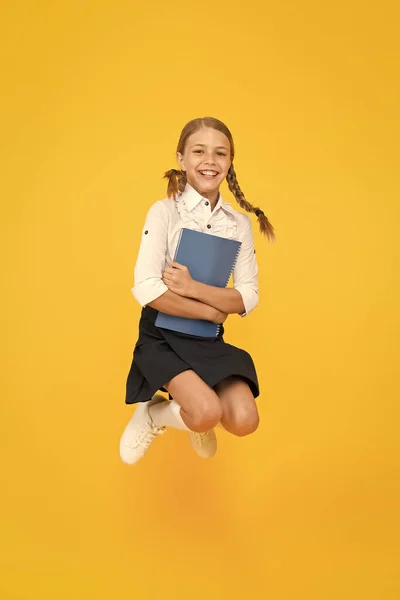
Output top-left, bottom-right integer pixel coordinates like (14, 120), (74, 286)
(131, 278), (169, 308)
(235, 287), (258, 317)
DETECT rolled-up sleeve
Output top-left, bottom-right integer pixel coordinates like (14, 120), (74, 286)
(233, 216), (259, 317)
(131, 201), (169, 307)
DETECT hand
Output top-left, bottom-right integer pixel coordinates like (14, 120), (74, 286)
(162, 261), (195, 297)
(210, 309), (228, 324)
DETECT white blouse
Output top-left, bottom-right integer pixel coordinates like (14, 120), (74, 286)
(131, 183), (259, 317)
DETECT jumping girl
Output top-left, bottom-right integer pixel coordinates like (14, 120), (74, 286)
(120, 116), (275, 465)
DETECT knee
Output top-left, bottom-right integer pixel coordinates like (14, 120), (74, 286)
(187, 400), (222, 433)
(223, 408), (260, 437)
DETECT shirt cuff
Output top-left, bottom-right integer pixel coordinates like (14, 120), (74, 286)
(234, 285), (259, 317)
(131, 279), (169, 307)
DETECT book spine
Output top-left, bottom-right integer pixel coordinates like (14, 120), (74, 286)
(216, 243), (242, 336)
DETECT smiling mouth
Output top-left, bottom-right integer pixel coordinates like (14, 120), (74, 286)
(198, 170), (219, 179)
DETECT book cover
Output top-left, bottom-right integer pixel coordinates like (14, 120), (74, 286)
(155, 228), (242, 337)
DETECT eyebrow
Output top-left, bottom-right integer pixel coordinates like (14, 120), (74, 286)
(191, 143), (229, 151)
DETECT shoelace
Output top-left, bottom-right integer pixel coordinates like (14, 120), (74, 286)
(137, 424), (165, 449)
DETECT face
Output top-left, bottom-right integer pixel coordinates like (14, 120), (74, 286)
(177, 127), (232, 199)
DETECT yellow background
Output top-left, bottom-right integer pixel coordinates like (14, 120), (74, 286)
(1, 1), (399, 598)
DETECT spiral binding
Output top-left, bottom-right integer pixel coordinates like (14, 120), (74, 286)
(216, 242), (242, 336)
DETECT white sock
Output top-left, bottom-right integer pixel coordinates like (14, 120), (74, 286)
(149, 399), (191, 431)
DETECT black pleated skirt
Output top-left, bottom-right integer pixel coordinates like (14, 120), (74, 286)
(125, 306), (260, 404)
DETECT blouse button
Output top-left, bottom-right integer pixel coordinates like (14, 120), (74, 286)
(207, 224), (211, 229)
(144, 230), (148, 234)
(205, 201), (209, 206)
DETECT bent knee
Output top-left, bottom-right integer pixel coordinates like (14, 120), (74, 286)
(186, 401), (222, 432)
(223, 410), (260, 437)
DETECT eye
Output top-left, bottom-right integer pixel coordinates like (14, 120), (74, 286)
(217, 152), (227, 156)
(193, 149), (203, 153)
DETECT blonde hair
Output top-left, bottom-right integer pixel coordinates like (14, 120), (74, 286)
(163, 116), (275, 242)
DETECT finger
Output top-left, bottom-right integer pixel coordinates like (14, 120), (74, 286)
(170, 261), (186, 270)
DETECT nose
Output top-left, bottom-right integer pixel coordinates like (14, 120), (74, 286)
(204, 153), (216, 166)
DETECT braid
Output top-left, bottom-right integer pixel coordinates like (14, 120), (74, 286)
(226, 164), (276, 242)
(163, 169), (187, 200)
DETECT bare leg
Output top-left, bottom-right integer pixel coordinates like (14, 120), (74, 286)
(162, 370), (223, 433)
(214, 375), (260, 436)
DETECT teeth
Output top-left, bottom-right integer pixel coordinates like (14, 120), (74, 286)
(200, 171), (217, 176)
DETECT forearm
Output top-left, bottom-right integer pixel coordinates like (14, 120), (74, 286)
(190, 282), (245, 315)
(148, 289), (216, 320)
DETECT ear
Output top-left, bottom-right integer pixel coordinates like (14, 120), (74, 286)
(177, 152), (186, 172)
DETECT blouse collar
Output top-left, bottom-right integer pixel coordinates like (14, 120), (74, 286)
(179, 182), (237, 215)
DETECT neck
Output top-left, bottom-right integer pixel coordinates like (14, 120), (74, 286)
(204, 191), (219, 211)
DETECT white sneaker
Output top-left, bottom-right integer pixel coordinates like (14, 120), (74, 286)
(188, 429), (217, 459)
(119, 394), (166, 465)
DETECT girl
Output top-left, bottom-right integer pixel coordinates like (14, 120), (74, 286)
(120, 116), (275, 465)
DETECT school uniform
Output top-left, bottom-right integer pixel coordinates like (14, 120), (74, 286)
(125, 182), (260, 404)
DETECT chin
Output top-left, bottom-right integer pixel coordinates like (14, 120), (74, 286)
(196, 176), (221, 188)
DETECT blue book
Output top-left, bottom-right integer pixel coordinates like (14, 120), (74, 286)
(155, 228), (242, 337)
